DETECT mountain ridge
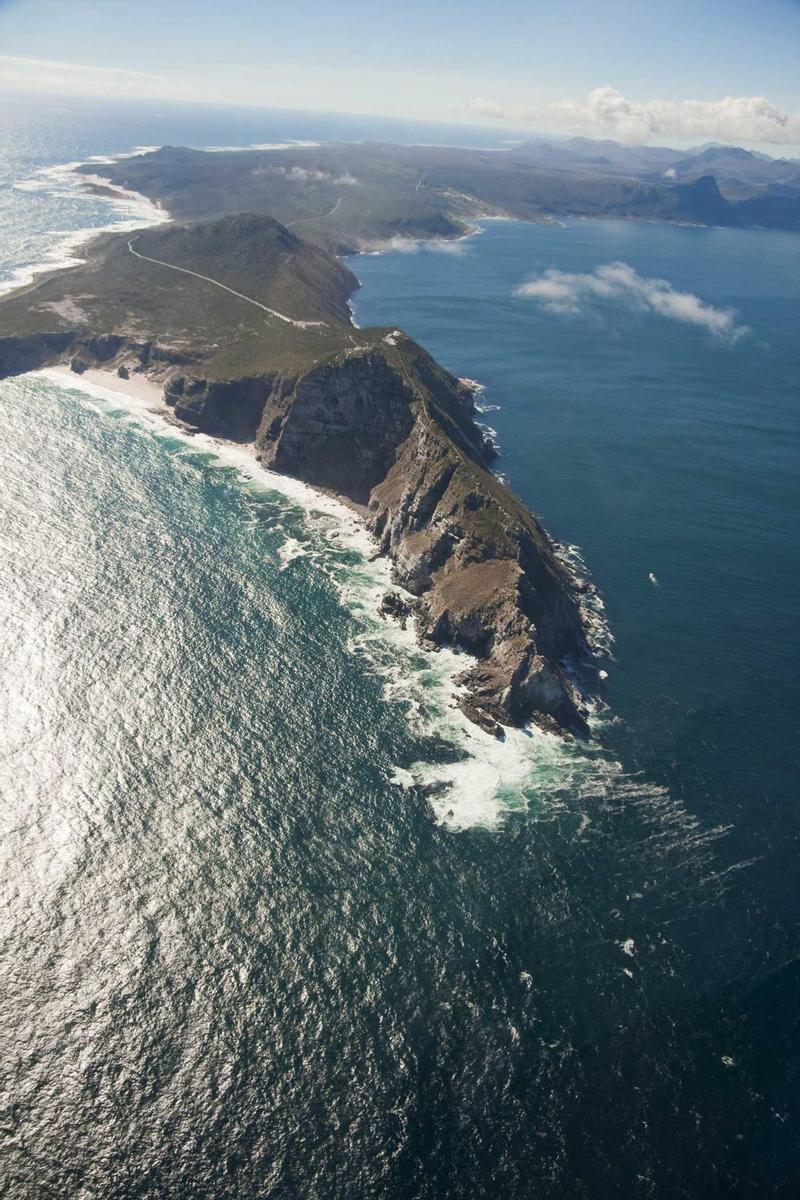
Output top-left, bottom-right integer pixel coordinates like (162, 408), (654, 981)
(76, 137), (800, 243)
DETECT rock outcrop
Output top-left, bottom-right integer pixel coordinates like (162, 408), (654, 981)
(0, 214), (600, 736)
(163, 334), (593, 735)
(0, 332), (76, 376)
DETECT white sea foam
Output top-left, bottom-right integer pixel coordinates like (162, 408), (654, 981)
(477, 420), (500, 445)
(2, 139), (329, 300)
(23, 366), (703, 854)
(347, 300), (361, 329)
(389, 767), (417, 789)
(4, 152), (169, 297)
(197, 140), (321, 153)
(277, 536), (312, 570)
(554, 541), (616, 658)
(24, 365), (609, 831)
(10, 145), (617, 833)
(30, 367), (377, 552)
(459, 378), (502, 417)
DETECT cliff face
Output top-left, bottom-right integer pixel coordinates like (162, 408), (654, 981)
(0, 211), (599, 737)
(255, 349), (418, 504)
(165, 373), (277, 442)
(162, 335), (593, 735)
(0, 332), (76, 376)
(369, 416), (588, 732)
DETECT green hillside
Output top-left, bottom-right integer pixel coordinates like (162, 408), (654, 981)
(0, 214), (376, 376)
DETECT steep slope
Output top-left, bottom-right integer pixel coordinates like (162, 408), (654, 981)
(0, 214), (362, 377)
(668, 176), (740, 226)
(0, 215), (598, 735)
(166, 334), (594, 733)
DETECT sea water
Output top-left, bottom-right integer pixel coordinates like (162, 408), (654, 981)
(1, 94), (799, 1198)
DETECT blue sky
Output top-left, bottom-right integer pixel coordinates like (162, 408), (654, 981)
(1, 0), (799, 148)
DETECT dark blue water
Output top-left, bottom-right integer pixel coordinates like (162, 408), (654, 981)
(1, 97), (799, 1199)
(353, 220), (800, 889)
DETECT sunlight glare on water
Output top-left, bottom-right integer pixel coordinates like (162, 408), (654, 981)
(1, 97), (798, 1198)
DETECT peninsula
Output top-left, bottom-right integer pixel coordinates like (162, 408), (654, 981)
(0, 199), (602, 736)
(76, 138), (800, 249)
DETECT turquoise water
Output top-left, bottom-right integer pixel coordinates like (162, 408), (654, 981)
(1, 98), (799, 1198)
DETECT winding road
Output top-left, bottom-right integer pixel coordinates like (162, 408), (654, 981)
(126, 237), (326, 329)
(285, 196), (342, 229)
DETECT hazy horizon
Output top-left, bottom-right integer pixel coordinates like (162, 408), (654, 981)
(1, 0), (799, 153)
(1, 86), (799, 163)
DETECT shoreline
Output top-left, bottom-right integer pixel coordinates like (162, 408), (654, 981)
(36, 363), (382, 548)
(3, 144), (608, 823)
(26, 164), (610, 706)
(29, 361), (576, 830)
(40, 363), (166, 406)
(1, 150), (170, 299)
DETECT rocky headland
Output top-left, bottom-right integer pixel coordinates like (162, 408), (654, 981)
(0, 211), (603, 736)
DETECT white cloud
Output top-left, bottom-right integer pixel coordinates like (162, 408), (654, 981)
(363, 235), (471, 255)
(514, 261), (749, 341)
(469, 87), (800, 146)
(0, 54), (171, 99)
(469, 96), (507, 120)
(271, 166), (360, 185)
(427, 238), (471, 255)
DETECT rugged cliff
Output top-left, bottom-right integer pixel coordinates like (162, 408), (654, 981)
(164, 335), (594, 734)
(0, 214), (599, 735)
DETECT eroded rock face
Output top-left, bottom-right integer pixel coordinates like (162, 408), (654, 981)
(255, 349), (418, 504)
(367, 416), (589, 734)
(146, 335), (591, 733)
(251, 338), (592, 734)
(0, 332), (193, 385)
(164, 374), (275, 442)
(0, 332), (76, 376)
(0, 324), (594, 735)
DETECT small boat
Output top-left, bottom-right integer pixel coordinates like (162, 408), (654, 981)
(648, 571), (659, 586)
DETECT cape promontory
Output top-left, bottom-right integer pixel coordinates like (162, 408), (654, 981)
(0, 211), (600, 735)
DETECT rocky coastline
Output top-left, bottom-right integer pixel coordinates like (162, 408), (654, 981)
(0, 213), (605, 738)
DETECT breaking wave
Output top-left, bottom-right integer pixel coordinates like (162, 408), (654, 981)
(25, 368), (705, 849)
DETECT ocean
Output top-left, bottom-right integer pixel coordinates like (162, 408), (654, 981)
(1, 94), (798, 1198)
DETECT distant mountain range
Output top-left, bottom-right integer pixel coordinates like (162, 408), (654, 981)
(0, 128), (794, 732)
(76, 136), (800, 244)
(511, 137), (800, 226)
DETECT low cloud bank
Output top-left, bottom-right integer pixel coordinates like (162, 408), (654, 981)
(272, 166), (359, 185)
(514, 262), (749, 341)
(366, 236), (471, 256)
(470, 87), (800, 146)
